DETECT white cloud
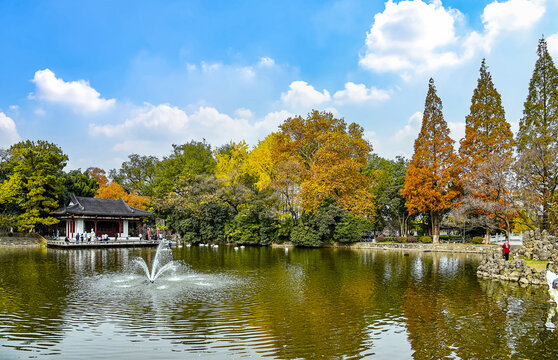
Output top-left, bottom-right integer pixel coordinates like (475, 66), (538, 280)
(448, 121), (465, 146)
(478, 0), (546, 50)
(235, 108), (254, 119)
(0, 112), (20, 147)
(201, 61), (222, 72)
(31, 69), (115, 112)
(34, 108), (46, 116)
(9, 105), (19, 110)
(89, 103), (188, 138)
(259, 57), (275, 67)
(254, 110), (293, 131)
(89, 103), (293, 154)
(394, 111), (422, 140)
(333, 82), (391, 104)
(547, 33), (558, 57)
(281, 80), (331, 108)
(360, 0), (546, 76)
(360, 0), (463, 74)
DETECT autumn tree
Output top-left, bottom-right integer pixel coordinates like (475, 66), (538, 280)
(402, 79), (459, 243)
(515, 37), (558, 231)
(277, 110), (375, 218)
(458, 59), (515, 241)
(0, 140), (68, 231)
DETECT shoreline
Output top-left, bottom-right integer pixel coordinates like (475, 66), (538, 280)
(1, 237), (494, 254)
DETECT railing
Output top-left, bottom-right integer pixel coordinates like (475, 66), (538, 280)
(490, 233), (523, 245)
(47, 238), (161, 247)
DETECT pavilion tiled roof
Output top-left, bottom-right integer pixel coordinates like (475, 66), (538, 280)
(52, 194), (152, 217)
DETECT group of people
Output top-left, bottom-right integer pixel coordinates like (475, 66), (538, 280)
(63, 230), (116, 243)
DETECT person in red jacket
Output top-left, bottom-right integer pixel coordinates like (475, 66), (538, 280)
(502, 239), (511, 261)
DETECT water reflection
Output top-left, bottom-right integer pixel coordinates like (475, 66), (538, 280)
(1, 246), (558, 359)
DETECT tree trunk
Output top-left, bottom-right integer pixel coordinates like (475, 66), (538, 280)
(485, 228), (491, 245)
(431, 211), (439, 244)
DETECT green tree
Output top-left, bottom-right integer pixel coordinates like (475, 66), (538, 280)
(365, 154), (409, 235)
(0, 140), (68, 231)
(60, 169), (99, 205)
(515, 37), (558, 231)
(110, 154), (159, 197)
(152, 140), (216, 198)
(402, 78), (459, 244)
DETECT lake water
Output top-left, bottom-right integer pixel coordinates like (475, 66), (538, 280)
(1, 245), (557, 359)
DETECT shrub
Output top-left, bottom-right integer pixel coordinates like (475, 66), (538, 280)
(471, 236), (484, 244)
(333, 214), (373, 243)
(291, 223), (323, 247)
(396, 236), (407, 243)
(420, 236), (432, 244)
(375, 235), (386, 242)
(406, 236), (418, 243)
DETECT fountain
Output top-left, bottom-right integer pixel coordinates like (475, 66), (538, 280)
(133, 240), (179, 283)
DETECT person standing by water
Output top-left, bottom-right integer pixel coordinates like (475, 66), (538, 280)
(502, 239), (511, 261)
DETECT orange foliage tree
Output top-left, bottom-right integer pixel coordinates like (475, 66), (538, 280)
(402, 79), (459, 243)
(90, 167), (149, 210)
(458, 59), (515, 241)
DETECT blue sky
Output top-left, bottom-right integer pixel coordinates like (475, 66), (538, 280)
(0, 0), (557, 171)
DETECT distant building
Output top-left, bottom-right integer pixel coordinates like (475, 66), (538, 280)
(52, 194), (152, 239)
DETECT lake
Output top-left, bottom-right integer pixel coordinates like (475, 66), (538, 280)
(1, 245), (557, 359)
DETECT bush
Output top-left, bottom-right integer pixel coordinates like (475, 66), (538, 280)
(395, 236), (407, 243)
(375, 235), (386, 242)
(471, 236), (484, 244)
(333, 214), (373, 243)
(420, 236), (432, 244)
(291, 223), (323, 247)
(406, 236), (418, 243)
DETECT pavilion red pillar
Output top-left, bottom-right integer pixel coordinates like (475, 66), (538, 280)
(118, 218), (122, 238)
(94, 219), (97, 235)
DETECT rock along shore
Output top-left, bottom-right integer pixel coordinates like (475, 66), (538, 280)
(476, 229), (558, 286)
(334, 242), (489, 253)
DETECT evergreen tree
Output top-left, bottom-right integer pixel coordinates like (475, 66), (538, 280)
(458, 59), (515, 241)
(0, 140), (68, 231)
(515, 37), (558, 231)
(402, 78), (459, 243)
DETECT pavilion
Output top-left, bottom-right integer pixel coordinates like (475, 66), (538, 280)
(52, 194), (152, 240)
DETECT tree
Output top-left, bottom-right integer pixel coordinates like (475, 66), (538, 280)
(96, 181), (149, 210)
(60, 169), (99, 205)
(0, 140), (68, 231)
(402, 79), (459, 243)
(152, 140), (216, 198)
(277, 110), (375, 218)
(515, 37), (558, 232)
(458, 59), (515, 241)
(110, 154), (159, 197)
(365, 154), (410, 235)
(87, 167), (108, 187)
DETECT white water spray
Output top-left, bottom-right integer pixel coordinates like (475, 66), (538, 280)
(134, 240), (178, 283)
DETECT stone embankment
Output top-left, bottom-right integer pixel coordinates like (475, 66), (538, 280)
(0, 234), (43, 246)
(346, 242), (488, 253)
(477, 229), (557, 286)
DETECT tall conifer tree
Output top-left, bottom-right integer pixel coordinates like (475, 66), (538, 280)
(515, 37), (558, 231)
(459, 59), (515, 241)
(402, 79), (458, 243)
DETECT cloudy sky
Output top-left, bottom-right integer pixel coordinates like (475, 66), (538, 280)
(1, 0), (557, 171)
